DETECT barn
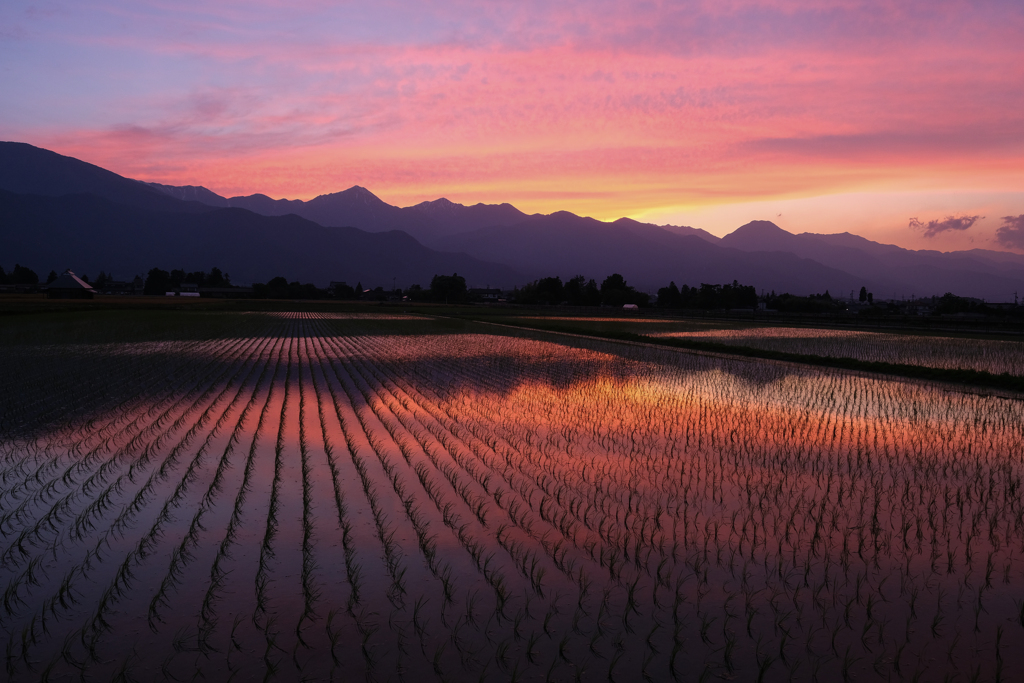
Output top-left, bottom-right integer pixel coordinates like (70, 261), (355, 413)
(46, 270), (96, 299)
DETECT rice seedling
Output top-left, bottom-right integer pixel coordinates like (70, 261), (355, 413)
(2, 311), (1023, 680)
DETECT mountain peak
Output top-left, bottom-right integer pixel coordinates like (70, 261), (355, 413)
(307, 185), (389, 207)
(732, 220), (788, 235)
(342, 185), (381, 199)
(720, 220), (799, 249)
(412, 197), (463, 214)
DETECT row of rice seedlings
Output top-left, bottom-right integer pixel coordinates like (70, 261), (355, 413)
(299, 334), (370, 675)
(146, 333), (279, 641)
(0, 312), (268, 444)
(366, 339), (646, 678)
(304, 333), (416, 680)
(0, 333), (247, 548)
(1, 332), (277, 678)
(327, 366), (417, 672)
(301, 339), (364, 619)
(0, 332), (269, 622)
(337, 321), (1024, 683)
(292, 334), (324, 661)
(337, 336), (575, 614)
(311, 328), (525, 677)
(284, 317), (1024, 679)
(0, 339), (157, 447)
(306, 342), (407, 678)
(1, 337), (256, 595)
(0, 333), (260, 567)
(317, 325), (603, 677)
(7, 313), (1024, 680)
(254, 332), (294, 659)
(194, 333), (289, 662)
(71, 334), (279, 672)
(345, 334), (617, 595)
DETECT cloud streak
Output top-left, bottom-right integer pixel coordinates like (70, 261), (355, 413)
(909, 215), (983, 238)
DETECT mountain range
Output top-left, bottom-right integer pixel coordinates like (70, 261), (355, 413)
(2, 141), (1023, 300)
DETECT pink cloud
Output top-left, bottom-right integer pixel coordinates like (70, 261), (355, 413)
(4, 0), (1023, 228)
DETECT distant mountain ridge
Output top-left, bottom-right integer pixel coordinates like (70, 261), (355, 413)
(146, 182), (535, 244)
(2, 140), (1024, 299)
(0, 142), (524, 287)
(0, 189), (524, 287)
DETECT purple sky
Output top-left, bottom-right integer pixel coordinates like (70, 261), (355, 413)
(2, 1), (1024, 249)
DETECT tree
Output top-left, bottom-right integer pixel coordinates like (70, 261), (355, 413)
(859, 286), (868, 302)
(430, 273), (467, 303)
(535, 276), (564, 305)
(331, 282), (356, 299)
(46, 270), (58, 284)
(143, 268), (170, 295)
(599, 274), (649, 306)
(657, 281), (682, 308)
(252, 276), (323, 299)
(203, 267), (228, 287)
(563, 275), (585, 305)
(11, 264), (39, 285)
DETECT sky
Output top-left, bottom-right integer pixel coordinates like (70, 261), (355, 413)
(2, 0), (1024, 252)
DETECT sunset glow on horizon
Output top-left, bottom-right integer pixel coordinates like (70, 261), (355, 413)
(2, 0), (1023, 251)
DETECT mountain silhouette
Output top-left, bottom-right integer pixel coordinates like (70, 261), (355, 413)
(0, 142), (207, 213)
(0, 189), (523, 288)
(721, 221), (1024, 301)
(431, 213), (867, 294)
(3, 141), (1023, 299)
(148, 183), (530, 243)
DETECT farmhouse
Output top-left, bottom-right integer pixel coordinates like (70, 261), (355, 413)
(469, 287), (503, 301)
(98, 276), (144, 295)
(46, 270), (96, 299)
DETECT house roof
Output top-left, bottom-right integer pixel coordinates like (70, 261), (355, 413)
(47, 270), (96, 291)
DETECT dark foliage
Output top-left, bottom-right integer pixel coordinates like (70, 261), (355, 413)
(144, 266), (232, 295)
(657, 280), (757, 309)
(0, 263), (40, 285)
(430, 273), (467, 302)
(765, 290), (843, 313)
(143, 268), (170, 295)
(252, 276), (324, 299)
(934, 292), (989, 315)
(564, 275), (601, 306)
(600, 273), (649, 306)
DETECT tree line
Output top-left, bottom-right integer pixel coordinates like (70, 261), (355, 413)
(0, 264), (43, 285)
(143, 267), (232, 294)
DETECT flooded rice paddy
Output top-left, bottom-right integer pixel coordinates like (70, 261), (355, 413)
(649, 326), (1024, 376)
(2, 312), (1023, 681)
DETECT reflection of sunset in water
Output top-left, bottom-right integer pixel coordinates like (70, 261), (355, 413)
(3, 313), (1024, 682)
(652, 326), (1024, 376)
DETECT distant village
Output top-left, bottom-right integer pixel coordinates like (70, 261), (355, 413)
(1, 263), (1020, 319)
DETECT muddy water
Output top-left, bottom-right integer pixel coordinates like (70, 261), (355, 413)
(2, 313), (1023, 682)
